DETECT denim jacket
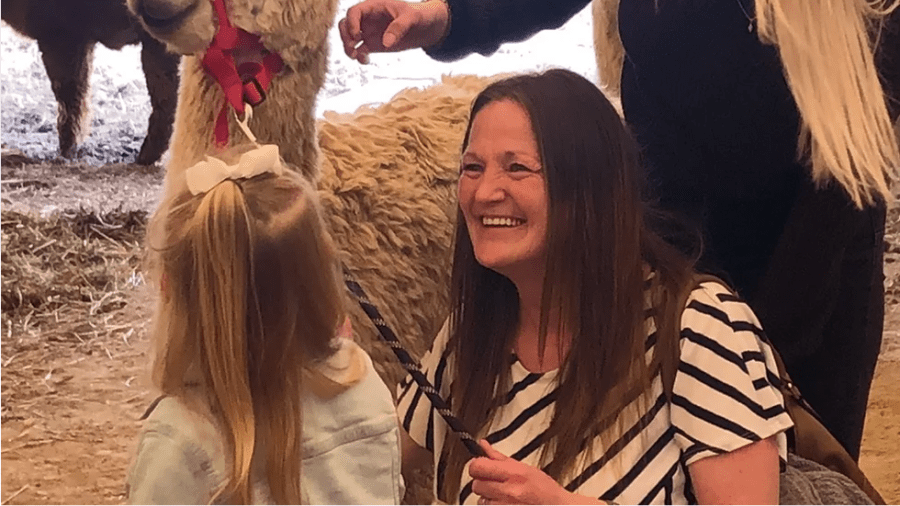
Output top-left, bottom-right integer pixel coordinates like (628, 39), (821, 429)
(125, 339), (403, 504)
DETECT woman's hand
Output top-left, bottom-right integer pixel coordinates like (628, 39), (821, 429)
(469, 440), (599, 505)
(338, 0), (450, 64)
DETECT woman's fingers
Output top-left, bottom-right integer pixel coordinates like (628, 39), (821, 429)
(470, 457), (510, 481)
(479, 439), (509, 461)
(472, 470), (510, 493)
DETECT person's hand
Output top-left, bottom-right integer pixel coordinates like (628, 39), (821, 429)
(338, 0), (450, 64)
(469, 440), (584, 505)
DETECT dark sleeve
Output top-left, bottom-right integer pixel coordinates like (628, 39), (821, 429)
(877, 8), (900, 121)
(424, 0), (592, 62)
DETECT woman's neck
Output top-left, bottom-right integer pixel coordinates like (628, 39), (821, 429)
(512, 275), (569, 373)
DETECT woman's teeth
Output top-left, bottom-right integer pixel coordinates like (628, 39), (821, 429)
(482, 217), (524, 227)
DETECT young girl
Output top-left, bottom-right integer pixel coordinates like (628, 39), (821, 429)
(126, 151), (402, 504)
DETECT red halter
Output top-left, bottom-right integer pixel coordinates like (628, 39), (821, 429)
(201, 0), (284, 146)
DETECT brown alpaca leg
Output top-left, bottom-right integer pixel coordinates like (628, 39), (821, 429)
(38, 37), (93, 159)
(136, 31), (179, 165)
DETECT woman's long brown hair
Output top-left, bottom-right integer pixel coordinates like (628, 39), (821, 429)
(440, 69), (698, 502)
(147, 171), (346, 504)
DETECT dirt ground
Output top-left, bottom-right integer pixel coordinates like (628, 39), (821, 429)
(1, 157), (899, 504)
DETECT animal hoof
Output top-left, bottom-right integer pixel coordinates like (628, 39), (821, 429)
(135, 153), (162, 166)
(59, 145), (76, 160)
(136, 139), (166, 166)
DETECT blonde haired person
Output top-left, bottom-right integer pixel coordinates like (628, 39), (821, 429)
(339, 0), (900, 460)
(125, 151), (403, 504)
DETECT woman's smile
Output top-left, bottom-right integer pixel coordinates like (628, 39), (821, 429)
(458, 99), (548, 279)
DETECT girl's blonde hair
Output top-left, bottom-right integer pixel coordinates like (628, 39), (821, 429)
(593, 0), (900, 207)
(147, 170), (346, 504)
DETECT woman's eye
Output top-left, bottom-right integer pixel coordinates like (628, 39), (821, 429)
(509, 163), (534, 173)
(461, 163), (483, 174)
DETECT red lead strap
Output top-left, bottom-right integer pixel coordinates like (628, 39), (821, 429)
(201, 0), (284, 147)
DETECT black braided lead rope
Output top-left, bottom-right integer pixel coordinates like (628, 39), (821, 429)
(342, 269), (486, 458)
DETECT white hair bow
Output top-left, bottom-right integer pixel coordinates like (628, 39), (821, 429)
(185, 104), (286, 195)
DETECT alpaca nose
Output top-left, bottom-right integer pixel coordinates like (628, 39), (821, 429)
(136, 0), (195, 30)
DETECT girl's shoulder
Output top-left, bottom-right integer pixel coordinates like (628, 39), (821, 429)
(127, 396), (226, 504)
(141, 395), (221, 444)
(302, 339), (398, 446)
(138, 395), (227, 471)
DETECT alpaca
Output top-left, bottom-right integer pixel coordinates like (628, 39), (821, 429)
(127, 0), (492, 387)
(127, 0), (336, 190)
(1, 0), (180, 165)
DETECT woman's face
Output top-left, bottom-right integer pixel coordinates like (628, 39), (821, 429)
(458, 99), (548, 279)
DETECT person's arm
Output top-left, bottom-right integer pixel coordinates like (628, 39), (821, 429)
(671, 282), (793, 504)
(339, 0), (591, 64)
(688, 436), (781, 504)
(425, 0), (592, 62)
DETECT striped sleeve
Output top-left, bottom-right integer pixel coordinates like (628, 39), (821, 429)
(670, 282), (794, 466)
(397, 318), (453, 453)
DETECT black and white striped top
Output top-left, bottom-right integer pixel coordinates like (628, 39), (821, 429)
(397, 281), (793, 505)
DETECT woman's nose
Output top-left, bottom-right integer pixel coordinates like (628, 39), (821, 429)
(473, 166), (507, 203)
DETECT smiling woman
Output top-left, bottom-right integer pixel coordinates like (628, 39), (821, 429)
(458, 99), (548, 284)
(397, 69), (795, 505)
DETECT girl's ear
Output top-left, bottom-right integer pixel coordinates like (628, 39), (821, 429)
(337, 317), (353, 340)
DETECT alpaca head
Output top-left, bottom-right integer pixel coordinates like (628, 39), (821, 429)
(127, 0), (337, 68)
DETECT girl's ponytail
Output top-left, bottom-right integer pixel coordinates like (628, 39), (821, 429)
(192, 181), (257, 504)
(150, 170), (338, 505)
